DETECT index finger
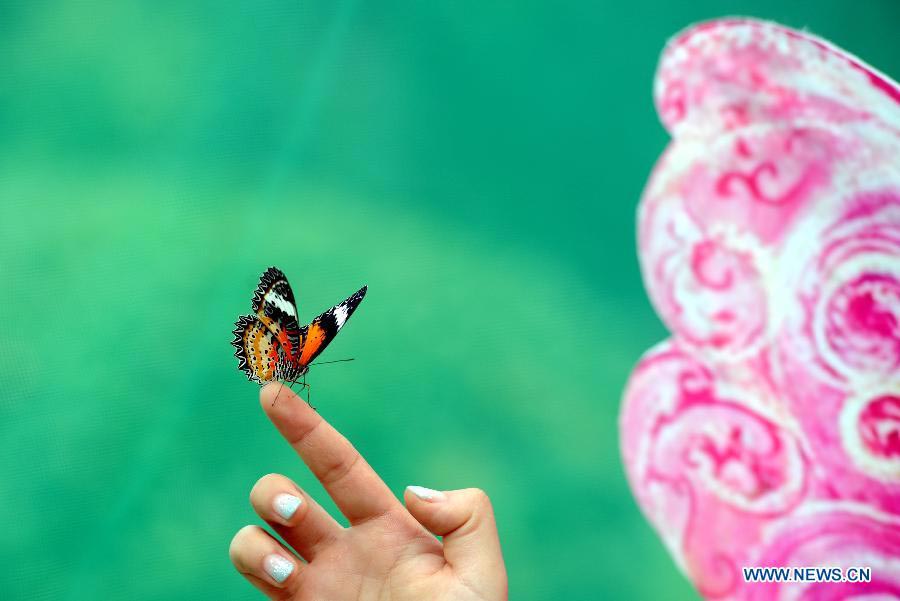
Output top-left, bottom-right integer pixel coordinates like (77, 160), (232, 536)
(260, 383), (404, 525)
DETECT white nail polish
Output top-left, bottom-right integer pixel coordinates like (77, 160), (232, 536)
(274, 493), (302, 520)
(264, 554), (294, 584)
(407, 485), (446, 502)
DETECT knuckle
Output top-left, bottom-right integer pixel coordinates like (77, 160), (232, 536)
(317, 448), (362, 487)
(466, 488), (493, 510)
(285, 417), (325, 449)
(468, 487), (489, 501)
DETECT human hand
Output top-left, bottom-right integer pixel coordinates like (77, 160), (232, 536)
(229, 384), (508, 600)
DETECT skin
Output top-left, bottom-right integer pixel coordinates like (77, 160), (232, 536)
(229, 383), (509, 600)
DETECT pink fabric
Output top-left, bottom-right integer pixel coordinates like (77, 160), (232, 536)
(621, 19), (900, 599)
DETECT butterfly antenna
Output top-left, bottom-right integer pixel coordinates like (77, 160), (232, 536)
(309, 358), (355, 367)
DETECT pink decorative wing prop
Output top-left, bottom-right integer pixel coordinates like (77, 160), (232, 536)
(621, 19), (900, 599)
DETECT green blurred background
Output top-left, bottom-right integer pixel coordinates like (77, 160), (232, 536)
(2, 1), (899, 599)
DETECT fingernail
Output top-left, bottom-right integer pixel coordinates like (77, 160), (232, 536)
(264, 554), (294, 584)
(274, 493), (302, 520)
(407, 485), (446, 502)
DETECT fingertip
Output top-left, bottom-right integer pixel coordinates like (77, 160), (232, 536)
(260, 382), (299, 412)
(405, 487), (505, 584)
(228, 524), (301, 591)
(257, 383), (328, 469)
(404, 485), (453, 536)
(229, 525), (262, 569)
(405, 485), (447, 504)
(250, 473), (310, 526)
(259, 382), (279, 406)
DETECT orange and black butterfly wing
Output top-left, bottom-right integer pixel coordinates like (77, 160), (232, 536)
(251, 267), (303, 363)
(297, 285), (367, 369)
(231, 315), (302, 383)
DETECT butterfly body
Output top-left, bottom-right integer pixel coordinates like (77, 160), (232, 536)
(232, 267), (366, 385)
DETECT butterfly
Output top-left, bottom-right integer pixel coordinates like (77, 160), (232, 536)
(231, 267), (366, 399)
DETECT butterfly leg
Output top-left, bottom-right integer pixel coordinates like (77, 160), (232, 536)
(269, 374), (314, 409)
(294, 382), (311, 404)
(272, 380), (286, 407)
(296, 373), (316, 410)
(272, 373), (302, 407)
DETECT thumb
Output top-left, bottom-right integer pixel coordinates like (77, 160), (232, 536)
(404, 486), (506, 588)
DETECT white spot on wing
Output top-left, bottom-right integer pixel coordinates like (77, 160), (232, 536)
(333, 304), (349, 329)
(265, 291), (297, 317)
